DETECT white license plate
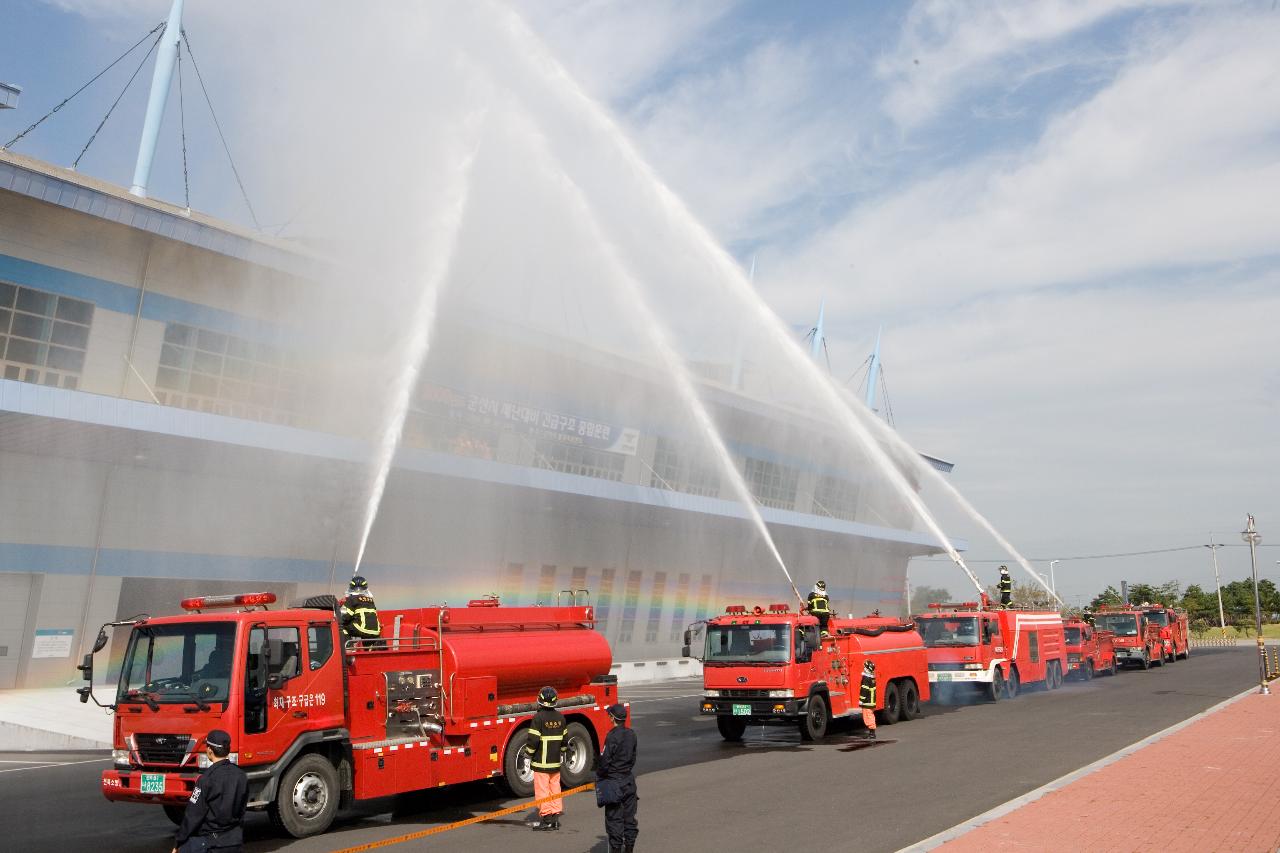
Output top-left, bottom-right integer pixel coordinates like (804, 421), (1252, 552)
(140, 773), (165, 795)
(936, 673), (953, 682)
(732, 703), (751, 716)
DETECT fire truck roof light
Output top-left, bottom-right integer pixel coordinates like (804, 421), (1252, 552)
(725, 605), (747, 614)
(180, 592), (277, 611)
(768, 603), (789, 613)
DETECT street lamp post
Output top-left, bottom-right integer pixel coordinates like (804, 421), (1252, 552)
(1241, 515), (1268, 696)
(1049, 560), (1060, 600)
(1205, 538), (1228, 638)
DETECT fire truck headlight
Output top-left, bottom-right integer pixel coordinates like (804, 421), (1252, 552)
(767, 689), (794, 698)
(704, 690), (721, 698)
(963, 664), (983, 670)
(197, 752), (239, 769)
(111, 749), (130, 767)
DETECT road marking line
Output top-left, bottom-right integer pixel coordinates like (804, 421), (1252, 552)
(328, 782), (597, 851)
(0, 757), (111, 774)
(896, 684), (1259, 852)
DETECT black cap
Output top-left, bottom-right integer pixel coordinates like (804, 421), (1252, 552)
(206, 729), (232, 756)
(606, 704), (627, 723)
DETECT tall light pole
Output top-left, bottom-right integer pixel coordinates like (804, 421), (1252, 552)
(1205, 538), (1228, 639)
(1241, 514), (1268, 696)
(1049, 560), (1060, 601)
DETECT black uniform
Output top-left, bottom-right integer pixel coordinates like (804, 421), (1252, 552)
(806, 591), (832, 634)
(998, 574), (1012, 608)
(340, 592), (381, 647)
(597, 725), (638, 851)
(524, 705), (567, 772)
(174, 758), (248, 852)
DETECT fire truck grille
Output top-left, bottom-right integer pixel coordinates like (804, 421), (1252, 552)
(715, 689), (773, 699)
(134, 733), (192, 765)
(927, 663), (971, 671)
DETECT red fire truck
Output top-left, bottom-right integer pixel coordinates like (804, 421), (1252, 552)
(1063, 619), (1116, 679)
(1137, 605), (1191, 663)
(686, 604), (930, 742)
(76, 591), (619, 838)
(913, 603), (1067, 701)
(1092, 605), (1166, 670)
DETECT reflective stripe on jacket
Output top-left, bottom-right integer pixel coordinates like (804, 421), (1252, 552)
(524, 707), (567, 772)
(998, 577), (1012, 595)
(341, 594), (381, 638)
(807, 593), (831, 615)
(859, 673), (877, 709)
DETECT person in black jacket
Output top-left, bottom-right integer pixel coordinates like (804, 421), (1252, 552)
(597, 703), (638, 853)
(997, 566), (1013, 608)
(859, 659), (878, 740)
(806, 581), (832, 636)
(526, 686), (567, 831)
(171, 729), (248, 852)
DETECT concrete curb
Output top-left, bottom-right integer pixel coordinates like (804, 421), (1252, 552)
(0, 720), (110, 752)
(611, 658), (702, 684)
(896, 683), (1260, 852)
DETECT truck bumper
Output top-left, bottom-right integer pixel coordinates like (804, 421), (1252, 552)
(101, 767), (200, 805)
(928, 670), (991, 684)
(700, 698), (800, 719)
(1114, 647), (1145, 660)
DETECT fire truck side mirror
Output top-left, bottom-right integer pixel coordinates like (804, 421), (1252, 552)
(92, 628), (110, 654)
(681, 645), (691, 658)
(682, 629), (692, 647)
(78, 653), (94, 681)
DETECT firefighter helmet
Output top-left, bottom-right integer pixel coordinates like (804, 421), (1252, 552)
(863, 659), (876, 672)
(999, 565), (1009, 575)
(349, 575), (370, 592)
(538, 686), (558, 707)
(814, 580), (827, 593)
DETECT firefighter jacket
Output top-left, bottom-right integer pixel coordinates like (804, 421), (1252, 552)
(858, 671), (877, 709)
(806, 592), (832, 616)
(341, 593), (381, 639)
(597, 724), (638, 793)
(524, 707), (567, 773)
(998, 576), (1012, 597)
(174, 757), (248, 848)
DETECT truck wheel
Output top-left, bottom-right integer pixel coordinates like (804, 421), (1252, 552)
(876, 682), (901, 726)
(1140, 652), (1150, 670)
(268, 753), (340, 839)
(799, 694), (829, 742)
(988, 669), (1005, 703)
(162, 805), (186, 826)
(1006, 668), (1020, 699)
(558, 722), (596, 787)
(1083, 660), (1094, 681)
(898, 680), (921, 721)
(717, 715), (748, 742)
(500, 728), (535, 797)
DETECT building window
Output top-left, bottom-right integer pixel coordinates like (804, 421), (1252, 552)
(0, 281), (93, 389)
(649, 437), (721, 498)
(742, 456), (799, 510)
(534, 439), (625, 481)
(153, 322), (305, 426)
(813, 474), (859, 522)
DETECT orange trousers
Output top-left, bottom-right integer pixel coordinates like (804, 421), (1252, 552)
(862, 708), (876, 730)
(534, 770), (563, 816)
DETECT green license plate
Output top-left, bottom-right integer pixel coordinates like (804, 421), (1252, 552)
(732, 703), (751, 716)
(936, 673), (953, 682)
(140, 773), (165, 795)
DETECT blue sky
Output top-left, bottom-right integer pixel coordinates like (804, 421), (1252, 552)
(3, 1), (1278, 604)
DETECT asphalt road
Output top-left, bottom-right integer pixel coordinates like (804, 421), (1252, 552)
(0, 647), (1257, 853)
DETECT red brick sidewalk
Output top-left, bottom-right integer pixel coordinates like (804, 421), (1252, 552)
(936, 691), (1280, 852)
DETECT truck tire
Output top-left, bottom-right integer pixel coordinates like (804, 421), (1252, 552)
(1140, 652), (1150, 670)
(1048, 662), (1062, 689)
(558, 722), (596, 787)
(898, 680), (921, 721)
(1006, 668), (1020, 699)
(716, 715), (747, 742)
(162, 805), (186, 826)
(499, 728), (535, 797)
(268, 753), (340, 839)
(988, 669), (1005, 702)
(1083, 660), (1094, 681)
(876, 681), (901, 726)
(799, 694), (829, 742)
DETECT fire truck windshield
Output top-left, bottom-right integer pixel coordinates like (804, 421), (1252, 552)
(1145, 611), (1169, 626)
(118, 623), (237, 705)
(915, 616), (979, 647)
(1094, 614), (1138, 636)
(704, 623), (791, 663)
(1064, 627), (1082, 645)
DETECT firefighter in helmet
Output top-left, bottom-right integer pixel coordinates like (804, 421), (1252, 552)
(806, 581), (833, 636)
(526, 686), (567, 831)
(997, 566), (1013, 609)
(341, 575), (382, 649)
(859, 659), (878, 740)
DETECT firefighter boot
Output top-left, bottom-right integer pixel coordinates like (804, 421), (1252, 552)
(532, 814), (560, 831)
(865, 728), (877, 740)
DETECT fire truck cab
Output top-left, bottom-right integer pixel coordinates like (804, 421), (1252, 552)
(913, 603), (1067, 702)
(688, 604), (929, 742)
(1092, 605), (1165, 670)
(1137, 605), (1190, 663)
(77, 591), (618, 838)
(1063, 619), (1116, 679)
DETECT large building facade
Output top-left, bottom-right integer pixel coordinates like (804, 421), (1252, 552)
(0, 149), (952, 689)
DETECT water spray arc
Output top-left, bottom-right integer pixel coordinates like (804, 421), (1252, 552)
(522, 119), (801, 605)
(350, 133), (485, 576)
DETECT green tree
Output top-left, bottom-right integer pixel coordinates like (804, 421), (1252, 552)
(909, 585), (956, 615)
(1090, 586), (1123, 610)
(1180, 584), (1217, 622)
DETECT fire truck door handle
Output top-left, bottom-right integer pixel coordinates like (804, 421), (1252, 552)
(292, 710), (308, 719)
